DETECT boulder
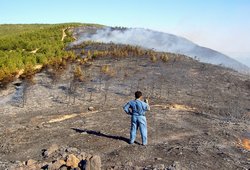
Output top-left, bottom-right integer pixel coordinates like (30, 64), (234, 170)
(43, 144), (59, 157)
(86, 155), (101, 170)
(66, 154), (80, 168)
(167, 161), (182, 170)
(66, 147), (79, 153)
(88, 106), (95, 111)
(26, 159), (36, 166)
(48, 160), (66, 170)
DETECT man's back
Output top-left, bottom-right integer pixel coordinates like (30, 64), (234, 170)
(123, 91), (150, 145)
(123, 99), (150, 116)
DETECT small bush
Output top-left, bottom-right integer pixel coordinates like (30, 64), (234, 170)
(150, 55), (157, 62)
(160, 54), (169, 63)
(101, 65), (116, 77)
(73, 65), (84, 81)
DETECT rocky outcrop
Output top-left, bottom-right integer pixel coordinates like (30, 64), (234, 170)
(8, 145), (101, 170)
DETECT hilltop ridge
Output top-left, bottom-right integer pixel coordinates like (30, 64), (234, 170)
(71, 26), (250, 74)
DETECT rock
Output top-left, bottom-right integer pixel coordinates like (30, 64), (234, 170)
(66, 147), (79, 153)
(8, 165), (23, 170)
(61, 153), (68, 159)
(40, 162), (49, 169)
(66, 154), (80, 168)
(87, 155), (101, 170)
(78, 159), (87, 170)
(167, 161), (181, 170)
(155, 157), (162, 161)
(26, 159), (36, 166)
(125, 161), (133, 166)
(77, 152), (86, 160)
(42, 150), (49, 157)
(88, 106), (95, 111)
(14, 160), (24, 166)
(48, 144), (59, 155)
(48, 160), (66, 170)
(112, 166), (120, 170)
(26, 164), (39, 170)
(86, 153), (93, 160)
(134, 166), (143, 170)
(84, 153), (94, 170)
(81, 132), (88, 135)
(36, 124), (44, 129)
(43, 144), (59, 157)
(59, 165), (68, 170)
(153, 164), (165, 170)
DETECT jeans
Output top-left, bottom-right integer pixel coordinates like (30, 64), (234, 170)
(130, 115), (147, 145)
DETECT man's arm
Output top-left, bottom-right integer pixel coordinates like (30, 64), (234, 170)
(123, 102), (131, 114)
(143, 99), (150, 111)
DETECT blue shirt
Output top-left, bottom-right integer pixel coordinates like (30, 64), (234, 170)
(123, 99), (150, 116)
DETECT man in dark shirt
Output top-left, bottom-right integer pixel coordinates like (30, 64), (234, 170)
(123, 91), (150, 145)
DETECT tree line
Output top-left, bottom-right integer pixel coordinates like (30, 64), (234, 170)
(0, 23), (86, 86)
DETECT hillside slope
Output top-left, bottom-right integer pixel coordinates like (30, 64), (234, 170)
(71, 27), (250, 74)
(0, 23), (103, 86)
(0, 40), (249, 169)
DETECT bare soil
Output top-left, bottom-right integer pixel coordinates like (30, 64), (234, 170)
(0, 50), (250, 169)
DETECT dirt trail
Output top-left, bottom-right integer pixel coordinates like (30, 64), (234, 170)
(61, 28), (67, 41)
(30, 48), (39, 54)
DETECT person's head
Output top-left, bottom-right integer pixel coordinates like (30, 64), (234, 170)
(135, 91), (142, 99)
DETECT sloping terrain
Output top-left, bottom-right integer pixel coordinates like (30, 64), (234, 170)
(0, 42), (249, 169)
(71, 27), (250, 74)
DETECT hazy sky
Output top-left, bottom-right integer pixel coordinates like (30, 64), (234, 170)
(1, 0), (250, 67)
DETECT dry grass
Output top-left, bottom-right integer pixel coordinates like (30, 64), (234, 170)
(152, 103), (196, 112)
(73, 66), (84, 81)
(160, 54), (169, 63)
(48, 114), (78, 123)
(101, 65), (116, 77)
(150, 55), (157, 62)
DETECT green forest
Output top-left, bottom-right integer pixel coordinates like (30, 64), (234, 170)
(0, 23), (100, 82)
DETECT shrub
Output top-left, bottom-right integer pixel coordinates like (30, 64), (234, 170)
(73, 65), (84, 82)
(101, 65), (116, 77)
(150, 55), (157, 62)
(161, 54), (169, 63)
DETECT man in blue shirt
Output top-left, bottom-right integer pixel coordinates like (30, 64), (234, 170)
(123, 91), (150, 145)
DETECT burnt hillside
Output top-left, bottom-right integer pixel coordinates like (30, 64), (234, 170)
(0, 41), (249, 169)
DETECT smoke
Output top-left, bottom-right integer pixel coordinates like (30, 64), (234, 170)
(74, 27), (196, 54)
(72, 27), (250, 74)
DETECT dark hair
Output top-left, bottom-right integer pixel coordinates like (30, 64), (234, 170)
(135, 91), (142, 99)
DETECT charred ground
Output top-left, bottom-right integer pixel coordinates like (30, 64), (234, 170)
(0, 41), (250, 169)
